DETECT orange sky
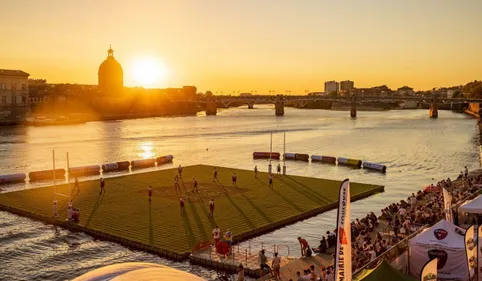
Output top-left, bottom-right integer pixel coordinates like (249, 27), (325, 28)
(1, 0), (482, 93)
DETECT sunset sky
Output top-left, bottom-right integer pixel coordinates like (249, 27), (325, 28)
(2, 0), (482, 93)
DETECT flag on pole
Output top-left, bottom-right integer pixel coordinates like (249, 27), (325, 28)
(420, 258), (437, 281)
(442, 188), (453, 223)
(465, 225), (476, 280)
(477, 225), (482, 281)
(334, 179), (352, 281)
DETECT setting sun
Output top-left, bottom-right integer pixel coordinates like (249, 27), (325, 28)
(131, 57), (167, 88)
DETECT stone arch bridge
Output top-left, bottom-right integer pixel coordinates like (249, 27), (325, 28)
(195, 95), (482, 118)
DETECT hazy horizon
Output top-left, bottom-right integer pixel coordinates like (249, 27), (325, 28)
(2, 0), (482, 92)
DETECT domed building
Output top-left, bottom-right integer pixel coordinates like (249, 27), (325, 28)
(98, 46), (123, 94)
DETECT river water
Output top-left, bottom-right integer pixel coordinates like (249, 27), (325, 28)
(0, 106), (480, 280)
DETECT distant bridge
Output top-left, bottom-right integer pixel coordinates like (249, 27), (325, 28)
(195, 95), (482, 118)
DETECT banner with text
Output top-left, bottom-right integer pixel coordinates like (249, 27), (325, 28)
(442, 188), (453, 223)
(466, 225), (476, 280)
(334, 179), (352, 281)
(478, 225), (482, 281)
(420, 258), (437, 281)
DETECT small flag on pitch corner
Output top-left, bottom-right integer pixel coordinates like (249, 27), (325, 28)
(334, 179), (352, 281)
(420, 258), (437, 281)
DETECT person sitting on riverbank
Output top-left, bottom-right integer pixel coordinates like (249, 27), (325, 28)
(312, 237), (327, 253)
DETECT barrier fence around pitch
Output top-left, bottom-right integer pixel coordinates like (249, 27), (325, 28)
(337, 157), (362, 168)
(29, 169), (66, 182)
(102, 161), (130, 172)
(0, 173), (27, 185)
(283, 153), (309, 162)
(1, 155), (175, 184)
(311, 155), (336, 164)
(362, 161), (387, 173)
(69, 165), (101, 177)
(253, 152), (280, 160)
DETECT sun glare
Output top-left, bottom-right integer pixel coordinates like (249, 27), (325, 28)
(131, 57), (167, 88)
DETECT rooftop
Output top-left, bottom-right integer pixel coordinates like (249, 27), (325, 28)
(0, 69), (30, 77)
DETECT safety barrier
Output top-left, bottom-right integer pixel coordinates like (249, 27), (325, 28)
(362, 161), (387, 173)
(156, 155), (174, 165)
(131, 159), (156, 169)
(102, 161), (130, 172)
(253, 152), (280, 159)
(311, 155), (337, 164)
(29, 169), (66, 181)
(69, 165), (101, 177)
(0, 173), (26, 184)
(337, 157), (362, 168)
(284, 153), (309, 162)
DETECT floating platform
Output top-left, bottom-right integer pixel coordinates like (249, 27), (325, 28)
(0, 165), (383, 265)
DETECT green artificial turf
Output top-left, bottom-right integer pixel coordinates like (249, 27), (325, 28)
(0, 165), (382, 254)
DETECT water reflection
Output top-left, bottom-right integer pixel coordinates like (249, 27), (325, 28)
(139, 141), (155, 159)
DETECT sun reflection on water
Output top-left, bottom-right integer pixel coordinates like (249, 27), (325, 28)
(139, 142), (155, 159)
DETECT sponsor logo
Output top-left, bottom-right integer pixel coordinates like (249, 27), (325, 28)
(422, 273), (437, 281)
(466, 238), (475, 251)
(428, 250), (448, 269)
(338, 227), (347, 245)
(433, 229), (448, 240)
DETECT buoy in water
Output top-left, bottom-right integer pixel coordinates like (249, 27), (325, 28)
(362, 161), (387, 173)
(156, 155), (174, 166)
(131, 159), (156, 169)
(69, 165), (101, 177)
(311, 155), (337, 164)
(0, 173), (26, 184)
(29, 169), (66, 181)
(337, 157), (362, 168)
(284, 153), (309, 162)
(253, 152), (280, 160)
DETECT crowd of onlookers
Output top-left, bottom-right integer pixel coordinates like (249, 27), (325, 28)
(264, 167), (482, 281)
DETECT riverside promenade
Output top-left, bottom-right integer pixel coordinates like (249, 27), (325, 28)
(0, 165), (383, 265)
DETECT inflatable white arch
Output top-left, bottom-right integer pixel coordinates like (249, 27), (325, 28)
(72, 262), (207, 281)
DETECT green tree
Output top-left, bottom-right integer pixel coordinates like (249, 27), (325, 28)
(452, 90), (461, 98)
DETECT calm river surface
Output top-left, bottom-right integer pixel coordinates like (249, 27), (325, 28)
(0, 106), (480, 280)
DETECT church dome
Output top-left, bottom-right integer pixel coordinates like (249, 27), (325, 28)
(98, 46), (123, 94)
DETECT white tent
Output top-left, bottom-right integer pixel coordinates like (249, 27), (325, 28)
(459, 194), (482, 214)
(72, 262), (208, 281)
(409, 219), (468, 280)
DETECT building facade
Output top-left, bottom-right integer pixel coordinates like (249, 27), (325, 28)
(397, 86), (415, 96)
(324, 81), (339, 94)
(340, 80), (354, 92)
(0, 69), (30, 120)
(98, 46), (124, 94)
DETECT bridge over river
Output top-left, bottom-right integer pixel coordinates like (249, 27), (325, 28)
(196, 95), (482, 118)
